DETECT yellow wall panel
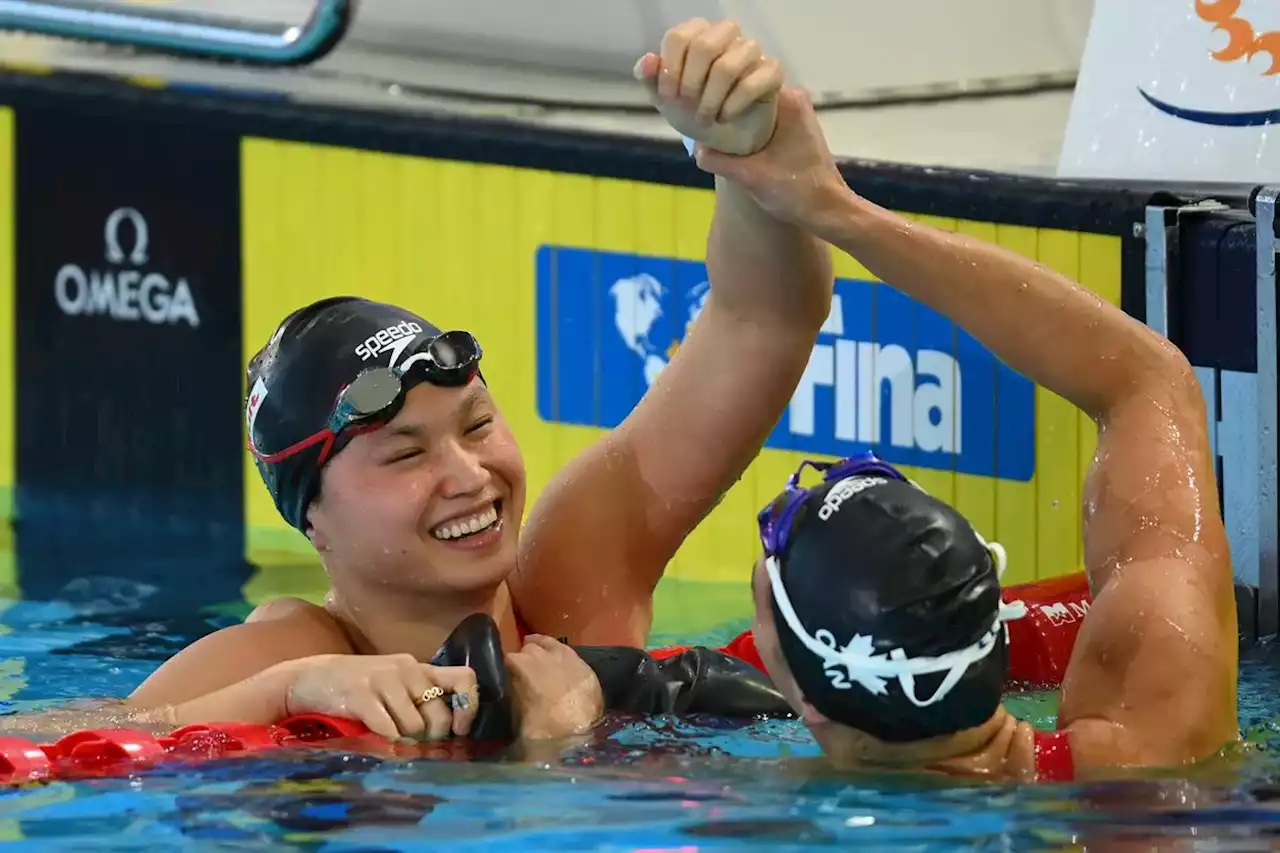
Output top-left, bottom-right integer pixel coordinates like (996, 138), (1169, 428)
(1034, 229), (1085, 578)
(992, 225), (1044, 585)
(511, 168), (561, 512)
(1076, 234), (1123, 496)
(950, 220), (1000, 547)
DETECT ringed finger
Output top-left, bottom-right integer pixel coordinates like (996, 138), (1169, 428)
(411, 683), (454, 740)
(419, 664), (480, 737)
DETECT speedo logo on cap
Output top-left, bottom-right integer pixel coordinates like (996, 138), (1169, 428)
(819, 475), (888, 521)
(354, 321), (423, 362)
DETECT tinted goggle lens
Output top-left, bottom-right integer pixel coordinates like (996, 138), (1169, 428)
(423, 330), (482, 384)
(342, 368), (403, 420)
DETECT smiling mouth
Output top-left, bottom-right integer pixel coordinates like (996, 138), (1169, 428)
(431, 500), (502, 541)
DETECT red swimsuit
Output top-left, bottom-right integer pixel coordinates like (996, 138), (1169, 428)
(1031, 728), (1075, 782)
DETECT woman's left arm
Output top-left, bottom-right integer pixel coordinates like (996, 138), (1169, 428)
(510, 20), (831, 645)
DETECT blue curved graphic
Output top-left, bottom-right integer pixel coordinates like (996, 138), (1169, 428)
(1140, 87), (1280, 127)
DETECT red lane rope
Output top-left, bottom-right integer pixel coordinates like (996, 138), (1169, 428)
(0, 714), (376, 783)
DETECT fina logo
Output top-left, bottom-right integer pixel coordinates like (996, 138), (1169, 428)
(535, 246), (1035, 480)
(54, 207), (201, 327)
(791, 293), (962, 456)
(1140, 0), (1280, 127)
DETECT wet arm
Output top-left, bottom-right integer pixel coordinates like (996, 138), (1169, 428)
(807, 189), (1182, 427)
(0, 646), (315, 739)
(807, 188), (1237, 767)
(128, 609), (351, 708)
(512, 178), (833, 644)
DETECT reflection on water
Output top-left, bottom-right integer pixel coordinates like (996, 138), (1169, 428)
(1, 728), (1279, 851)
(0, 587), (1274, 850)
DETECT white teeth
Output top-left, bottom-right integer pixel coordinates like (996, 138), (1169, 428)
(432, 505), (499, 540)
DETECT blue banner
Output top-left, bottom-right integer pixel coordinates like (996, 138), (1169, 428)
(536, 246), (1035, 481)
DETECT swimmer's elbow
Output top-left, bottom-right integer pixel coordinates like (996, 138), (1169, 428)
(1094, 333), (1202, 425)
(1142, 332), (1200, 398)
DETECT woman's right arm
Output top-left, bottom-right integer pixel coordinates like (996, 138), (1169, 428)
(0, 654), (309, 737)
(0, 602), (483, 742)
(0, 614), (351, 737)
(128, 604), (353, 708)
(170, 652), (480, 739)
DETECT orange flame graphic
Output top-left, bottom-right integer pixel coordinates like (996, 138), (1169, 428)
(1196, 0), (1280, 75)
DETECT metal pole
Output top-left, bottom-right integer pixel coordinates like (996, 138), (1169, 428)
(1254, 187), (1279, 637)
(1144, 205), (1171, 337)
(0, 0), (352, 66)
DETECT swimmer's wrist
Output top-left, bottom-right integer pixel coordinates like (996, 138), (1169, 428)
(808, 182), (873, 248)
(166, 664), (298, 728)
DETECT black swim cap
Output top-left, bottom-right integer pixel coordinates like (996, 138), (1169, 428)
(767, 474), (1014, 743)
(245, 296), (462, 532)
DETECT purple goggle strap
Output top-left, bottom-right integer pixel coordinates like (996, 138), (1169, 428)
(756, 451), (910, 558)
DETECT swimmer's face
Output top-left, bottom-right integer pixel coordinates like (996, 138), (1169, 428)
(750, 556), (813, 718)
(750, 555), (882, 765)
(306, 380), (525, 595)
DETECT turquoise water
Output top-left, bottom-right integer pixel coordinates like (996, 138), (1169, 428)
(0, 590), (1276, 850)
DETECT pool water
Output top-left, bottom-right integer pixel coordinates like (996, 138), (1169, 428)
(0, 586), (1278, 851)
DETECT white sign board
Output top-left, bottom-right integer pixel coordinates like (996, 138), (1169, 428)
(1059, 0), (1280, 184)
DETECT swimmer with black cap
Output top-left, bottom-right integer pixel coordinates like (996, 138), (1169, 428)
(699, 90), (1238, 778)
(119, 18), (837, 744)
(751, 453), (1038, 773)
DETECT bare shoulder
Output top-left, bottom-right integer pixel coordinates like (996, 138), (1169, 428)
(246, 596), (333, 626)
(235, 596), (356, 654)
(129, 598), (353, 707)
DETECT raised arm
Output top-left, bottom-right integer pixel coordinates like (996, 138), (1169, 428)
(510, 19), (833, 645)
(697, 88), (1239, 769)
(814, 188), (1234, 768)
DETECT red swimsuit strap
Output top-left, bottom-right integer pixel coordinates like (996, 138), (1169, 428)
(646, 629), (768, 673)
(513, 608), (532, 643)
(1032, 728), (1075, 782)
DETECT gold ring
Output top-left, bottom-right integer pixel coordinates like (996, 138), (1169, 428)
(417, 686), (446, 705)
